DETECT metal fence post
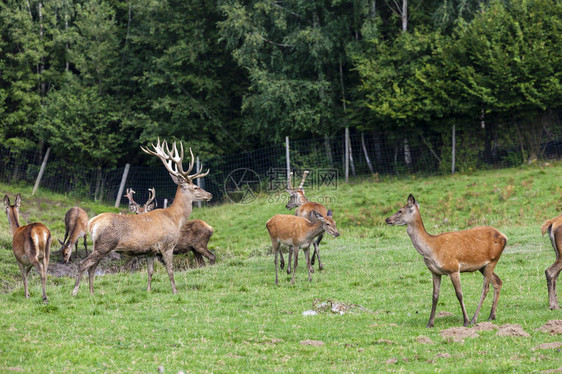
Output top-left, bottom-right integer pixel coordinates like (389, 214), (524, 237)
(452, 124), (456, 175)
(114, 163), (130, 208)
(285, 136), (290, 186)
(32, 147), (50, 195)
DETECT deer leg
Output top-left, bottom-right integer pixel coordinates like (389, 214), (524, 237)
(546, 260), (562, 310)
(488, 272), (503, 320)
(291, 247), (299, 285)
(274, 242), (280, 285)
(87, 258), (103, 295)
(279, 245), (285, 270)
(449, 272), (470, 326)
(17, 262), (30, 298)
(72, 250), (106, 296)
(311, 233), (324, 271)
(74, 241), (78, 261)
(83, 235), (89, 258)
(471, 266), (494, 325)
(304, 246), (312, 282)
(36, 260), (48, 304)
(286, 246), (292, 274)
(160, 249), (177, 294)
(194, 245), (215, 266)
(427, 272), (441, 328)
(146, 256), (155, 291)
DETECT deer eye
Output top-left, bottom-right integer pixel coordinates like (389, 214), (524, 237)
(398, 210), (403, 213)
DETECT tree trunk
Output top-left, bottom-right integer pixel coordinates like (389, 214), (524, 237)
(361, 132), (374, 173)
(404, 138), (411, 169)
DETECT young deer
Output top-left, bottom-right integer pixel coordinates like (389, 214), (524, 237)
(266, 210), (339, 285)
(285, 171), (331, 272)
(58, 207), (89, 263)
(123, 189), (215, 270)
(541, 216), (562, 310)
(124, 188), (156, 214)
(386, 194), (507, 328)
(3, 194), (52, 303)
(72, 139), (212, 296)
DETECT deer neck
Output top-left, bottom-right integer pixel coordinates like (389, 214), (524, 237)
(305, 220), (324, 241)
(6, 209), (20, 236)
(406, 211), (434, 257)
(167, 186), (193, 229)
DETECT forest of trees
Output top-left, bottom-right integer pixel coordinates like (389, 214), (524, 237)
(1, 0), (562, 171)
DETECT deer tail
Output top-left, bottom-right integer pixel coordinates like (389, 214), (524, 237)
(541, 219), (555, 236)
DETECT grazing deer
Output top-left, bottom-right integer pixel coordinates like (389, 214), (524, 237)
(72, 139), (212, 296)
(124, 188), (156, 214)
(58, 207), (89, 263)
(541, 216), (562, 310)
(266, 210), (339, 285)
(285, 171), (331, 272)
(3, 194), (52, 303)
(386, 194), (507, 327)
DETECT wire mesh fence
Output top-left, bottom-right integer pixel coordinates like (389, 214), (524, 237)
(2, 119), (562, 208)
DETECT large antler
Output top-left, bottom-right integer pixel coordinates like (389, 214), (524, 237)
(298, 170), (310, 190)
(124, 188), (139, 213)
(141, 138), (209, 183)
(288, 172), (294, 190)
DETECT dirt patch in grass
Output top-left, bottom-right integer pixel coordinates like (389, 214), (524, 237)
(538, 320), (562, 335)
(496, 324), (530, 337)
(472, 322), (498, 331)
(436, 311), (455, 317)
(533, 342), (562, 350)
(440, 327), (479, 343)
(300, 340), (325, 346)
(416, 336), (434, 345)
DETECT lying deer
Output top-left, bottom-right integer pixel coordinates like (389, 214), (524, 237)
(541, 216), (562, 310)
(58, 206), (89, 263)
(123, 188), (215, 270)
(72, 139), (212, 296)
(3, 194), (52, 303)
(386, 194), (507, 328)
(124, 188), (156, 214)
(286, 171), (331, 272)
(266, 210), (339, 285)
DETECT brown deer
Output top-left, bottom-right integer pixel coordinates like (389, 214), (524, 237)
(285, 171), (332, 272)
(541, 216), (562, 310)
(58, 207), (89, 263)
(3, 194), (52, 303)
(123, 189), (215, 271)
(72, 139), (212, 296)
(266, 210), (339, 285)
(124, 188), (156, 214)
(386, 194), (507, 328)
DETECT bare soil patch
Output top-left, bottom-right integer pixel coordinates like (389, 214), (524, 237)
(496, 324), (530, 337)
(538, 320), (562, 335)
(533, 342), (562, 351)
(472, 322), (498, 331)
(416, 336), (434, 345)
(440, 327), (479, 343)
(300, 340), (325, 346)
(436, 311), (455, 317)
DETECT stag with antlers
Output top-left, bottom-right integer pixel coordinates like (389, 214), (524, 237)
(124, 188), (157, 214)
(72, 139), (212, 296)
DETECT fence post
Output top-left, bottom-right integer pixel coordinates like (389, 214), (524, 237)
(451, 124), (456, 175)
(163, 198), (168, 209)
(196, 157), (202, 208)
(32, 147), (50, 195)
(285, 136), (291, 187)
(345, 128), (349, 183)
(114, 163), (130, 208)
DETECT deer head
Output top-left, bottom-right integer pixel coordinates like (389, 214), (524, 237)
(141, 138), (212, 202)
(309, 209), (340, 238)
(286, 171), (310, 209)
(385, 194), (420, 226)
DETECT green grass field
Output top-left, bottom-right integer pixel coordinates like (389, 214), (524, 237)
(0, 163), (561, 373)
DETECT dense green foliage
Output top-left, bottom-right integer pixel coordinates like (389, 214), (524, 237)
(1, 0), (562, 168)
(1, 163), (562, 372)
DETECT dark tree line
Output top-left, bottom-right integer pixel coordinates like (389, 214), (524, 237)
(1, 0), (561, 170)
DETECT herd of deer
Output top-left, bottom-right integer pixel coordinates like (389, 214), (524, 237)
(3, 138), (562, 328)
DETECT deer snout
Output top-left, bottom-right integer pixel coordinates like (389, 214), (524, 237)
(385, 217), (393, 225)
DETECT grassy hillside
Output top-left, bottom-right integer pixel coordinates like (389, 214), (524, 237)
(0, 162), (561, 372)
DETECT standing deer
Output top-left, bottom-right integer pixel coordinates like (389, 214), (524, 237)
(58, 207), (89, 263)
(285, 171), (331, 272)
(386, 194), (507, 327)
(541, 216), (562, 310)
(124, 188), (156, 214)
(72, 139), (212, 296)
(3, 194), (52, 303)
(266, 210), (339, 285)
(123, 188), (215, 271)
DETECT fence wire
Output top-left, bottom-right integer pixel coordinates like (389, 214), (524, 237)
(2, 122), (562, 207)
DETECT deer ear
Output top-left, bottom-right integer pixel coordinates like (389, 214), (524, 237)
(3, 195), (10, 208)
(327, 209), (332, 217)
(407, 194), (416, 206)
(169, 173), (188, 186)
(15, 194), (21, 207)
(58, 239), (64, 245)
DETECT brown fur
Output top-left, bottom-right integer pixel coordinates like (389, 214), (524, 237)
(175, 220), (215, 266)
(58, 207), (89, 263)
(266, 211), (339, 285)
(541, 215), (562, 309)
(72, 140), (212, 296)
(3, 194), (51, 303)
(386, 194), (507, 328)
